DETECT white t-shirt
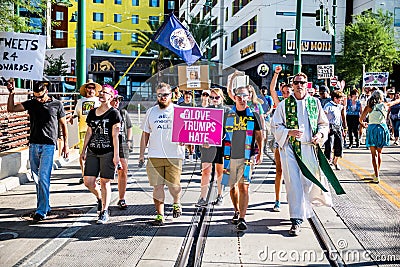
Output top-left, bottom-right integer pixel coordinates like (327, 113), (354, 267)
(141, 104), (185, 159)
(74, 96), (100, 132)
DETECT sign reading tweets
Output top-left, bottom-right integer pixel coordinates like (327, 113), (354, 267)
(172, 106), (224, 146)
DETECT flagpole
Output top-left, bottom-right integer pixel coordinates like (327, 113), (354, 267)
(114, 40), (152, 89)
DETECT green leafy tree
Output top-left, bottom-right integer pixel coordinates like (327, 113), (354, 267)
(92, 42), (112, 51)
(337, 10), (400, 86)
(44, 53), (69, 76)
(0, 0), (47, 32)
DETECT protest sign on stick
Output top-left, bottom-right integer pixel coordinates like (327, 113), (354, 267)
(0, 32), (46, 80)
(172, 106), (224, 146)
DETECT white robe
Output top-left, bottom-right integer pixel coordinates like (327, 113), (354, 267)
(271, 95), (332, 220)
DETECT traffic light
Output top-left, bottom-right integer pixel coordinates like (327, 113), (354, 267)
(315, 5), (324, 27)
(323, 11), (330, 33)
(276, 29), (287, 56)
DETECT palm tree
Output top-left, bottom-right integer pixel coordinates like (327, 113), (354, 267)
(92, 42), (112, 51)
(187, 15), (225, 57)
(128, 21), (177, 75)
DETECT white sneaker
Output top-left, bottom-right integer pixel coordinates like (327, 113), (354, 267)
(372, 175), (380, 184)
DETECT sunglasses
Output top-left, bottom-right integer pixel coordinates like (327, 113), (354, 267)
(33, 93), (47, 99)
(293, 81), (307, 85)
(99, 90), (113, 96)
(202, 93), (209, 97)
(210, 96), (221, 100)
(235, 93), (249, 98)
(184, 91), (192, 95)
(112, 97), (122, 102)
(157, 93), (171, 98)
(86, 86), (96, 90)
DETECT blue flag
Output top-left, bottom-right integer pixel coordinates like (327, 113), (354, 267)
(153, 14), (202, 66)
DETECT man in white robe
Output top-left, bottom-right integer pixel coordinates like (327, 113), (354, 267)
(271, 72), (331, 236)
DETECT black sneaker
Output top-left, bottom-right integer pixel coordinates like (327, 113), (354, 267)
(289, 224), (301, 236)
(97, 210), (109, 224)
(97, 199), (102, 212)
(236, 218), (247, 231)
(231, 211), (239, 225)
(79, 177), (84, 184)
(117, 199), (128, 210)
(32, 213), (45, 222)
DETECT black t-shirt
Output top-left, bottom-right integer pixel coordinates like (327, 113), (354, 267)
(230, 109), (261, 159)
(22, 97), (65, 145)
(86, 107), (122, 155)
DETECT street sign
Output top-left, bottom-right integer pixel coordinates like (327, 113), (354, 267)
(317, 64), (335, 79)
(330, 76), (338, 87)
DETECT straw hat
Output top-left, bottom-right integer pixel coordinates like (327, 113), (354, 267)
(79, 79), (102, 97)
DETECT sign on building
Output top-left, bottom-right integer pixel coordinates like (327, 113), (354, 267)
(317, 65), (335, 79)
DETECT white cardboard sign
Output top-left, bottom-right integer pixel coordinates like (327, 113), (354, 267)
(0, 32), (46, 80)
(317, 64), (334, 79)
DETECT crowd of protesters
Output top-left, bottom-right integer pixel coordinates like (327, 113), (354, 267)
(5, 67), (399, 234)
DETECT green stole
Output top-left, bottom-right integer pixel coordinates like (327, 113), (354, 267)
(285, 95), (345, 195)
(222, 106), (254, 186)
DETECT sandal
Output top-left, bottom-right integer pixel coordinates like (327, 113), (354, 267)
(172, 203), (182, 218)
(117, 199), (128, 210)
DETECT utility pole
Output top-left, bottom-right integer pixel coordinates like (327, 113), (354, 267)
(294, 0), (303, 74)
(206, 0), (212, 62)
(76, 0), (86, 89)
(330, 0), (337, 64)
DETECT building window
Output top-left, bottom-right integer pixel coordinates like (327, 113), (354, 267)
(55, 30), (64, 39)
(149, 16), (159, 25)
(231, 15), (256, 46)
(132, 0), (139, 6)
(167, 0), (175, 10)
(114, 14), (122, 23)
(211, 18), (217, 32)
(395, 8), (400, 27)
(225, 7), (228, 21)
(131, 50), (138, 56)
(114, 32), (122, 41)
(93, 12), (104, 22)
(55, 11), (64, 21)
(232, 0), (250, 16)
(131, 33), (138, 42)
(211, 44), (217, 58)
(131, 15), (139, 24)
(115, 0), (122, 4)
(93, 0), (104, 3)
(93, 31), (104, 40)
(224, 36), (228, 50)
(149, 0), (159, 7)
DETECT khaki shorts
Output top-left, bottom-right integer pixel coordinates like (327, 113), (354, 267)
(78, 132), (86, 153)
(146, 158), (183, 187)
(228, 158), (253, 186)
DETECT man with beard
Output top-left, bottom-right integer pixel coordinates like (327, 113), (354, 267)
(139, 83), (185, 225)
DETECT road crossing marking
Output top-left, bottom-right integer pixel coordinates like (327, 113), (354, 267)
(340, 158), (400, 209)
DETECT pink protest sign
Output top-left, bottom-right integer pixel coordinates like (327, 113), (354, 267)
(172, 106), (224, 146)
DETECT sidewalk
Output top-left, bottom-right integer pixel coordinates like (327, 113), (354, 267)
(0, 146), (335, 266)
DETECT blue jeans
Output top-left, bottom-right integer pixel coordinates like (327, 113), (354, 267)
(29, 144), (55, 217)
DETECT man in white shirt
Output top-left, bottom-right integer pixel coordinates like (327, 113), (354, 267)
(139, 83), (185, 226)
(70, 79), (101, 184)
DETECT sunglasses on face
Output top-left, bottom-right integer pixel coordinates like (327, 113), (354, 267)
(33, 93), (47, 99)
(99, 90), (113, 96)
(184, 91), (192, 95)
(235, 93), (249, 98)
(112, 98), (121, 102)
(293, 81), (307, 85)
(210, 95), (221, 100)
(86, 86), (96, 90)
(202, 93), (209, 97)
(157, 93), (171, 98)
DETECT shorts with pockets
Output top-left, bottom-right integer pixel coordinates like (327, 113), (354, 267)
(84, 150), (115, 179)
(146, 158), (182, 187)
(228, 158), (253, 186)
